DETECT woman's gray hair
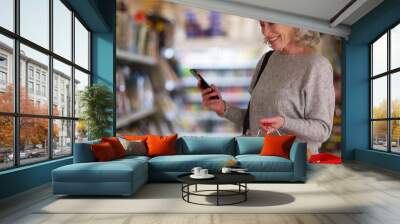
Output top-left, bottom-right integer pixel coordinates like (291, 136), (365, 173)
(293, 28), (321, 48)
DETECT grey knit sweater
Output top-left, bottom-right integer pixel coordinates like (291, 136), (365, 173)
(223, 51), (335, 152)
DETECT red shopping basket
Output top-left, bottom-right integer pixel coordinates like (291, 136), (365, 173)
(308, 153), (342, 164)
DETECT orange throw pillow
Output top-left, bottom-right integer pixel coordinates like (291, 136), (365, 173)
(91, 142), (117, 161)
(146, 134), (178, 157)
(122, 135), (148, 141)
(259, 135), (296, 159)
(101, 137), (127, 158)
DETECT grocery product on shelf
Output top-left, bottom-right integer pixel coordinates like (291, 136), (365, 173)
(116, 66), (155, 118)
(116, 0), (180, 135)
(116, 1), (164, 57)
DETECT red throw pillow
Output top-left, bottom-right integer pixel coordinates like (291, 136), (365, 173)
(122, 135), (148, 141)
(91, 142), (117, 161)
(259, 135), (296, 159)
(146, 134), (178, 157)
(101, 137), (126, 158)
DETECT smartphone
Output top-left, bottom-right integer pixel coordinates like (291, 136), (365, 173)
(190, 69), (219, 100)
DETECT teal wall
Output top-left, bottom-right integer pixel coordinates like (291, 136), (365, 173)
(0, 0), (115, 200)
(342, 43), (369, 160)
(91, 0), (117, 135)
(343, 0), (400, 171)
(69, 0), (116, 134)
(0, 158), (72, 199)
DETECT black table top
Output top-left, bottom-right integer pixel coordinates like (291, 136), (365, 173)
(177, 172), (255, 185)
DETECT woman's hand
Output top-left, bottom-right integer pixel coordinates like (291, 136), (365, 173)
(259, 116), (285, 134)
(199, 82), (225, 116)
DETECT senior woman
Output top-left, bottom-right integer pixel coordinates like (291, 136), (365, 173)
(200, 21), (335, 156)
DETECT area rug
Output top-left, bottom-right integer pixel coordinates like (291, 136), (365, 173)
(37, 183), (361, 214)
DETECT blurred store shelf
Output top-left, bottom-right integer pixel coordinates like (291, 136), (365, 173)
(116, 49), (157, 66)
(185, 92), (250, 103)
(184, 64), (256, 70)
(181, 111), (225, 121)
(116, 107), (157, 128)
(181, 76), (251, 87)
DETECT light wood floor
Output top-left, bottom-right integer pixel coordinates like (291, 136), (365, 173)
(1, 161), (400, 224)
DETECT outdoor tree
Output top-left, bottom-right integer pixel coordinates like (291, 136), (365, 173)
(372, 100), (388, 139)
(0, 85), (14, 149)
(391, 99), (400, 142)
(0, 84), (60, 151)
(372, 99), (400, 142)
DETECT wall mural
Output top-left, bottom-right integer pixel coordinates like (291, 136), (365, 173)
(115, 0), (343, 155)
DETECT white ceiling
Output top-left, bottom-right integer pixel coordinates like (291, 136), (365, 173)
(167, 0), (384, 38)
(228, 0), (352, 22)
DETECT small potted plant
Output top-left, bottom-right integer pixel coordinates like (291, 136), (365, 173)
(79, 84), (114, 140)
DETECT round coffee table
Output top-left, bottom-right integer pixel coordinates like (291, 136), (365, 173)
(177, 173), (255, 206)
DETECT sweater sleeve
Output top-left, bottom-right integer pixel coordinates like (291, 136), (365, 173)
(222, 101), (247, 125)
(222, 52), (268, 125)
(282, 57), (335, 143)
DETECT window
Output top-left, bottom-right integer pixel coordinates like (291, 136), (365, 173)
(0, 0), (91, 170)
(74, 69), (89, 119)
(0, 71), (6, 85)
(41, 73), (46, 83)
(35, 70), (41, 81)
(53, 59), (72, 117)
(370, 23), (400, 154)
(391, 23), (400, 70)
(42, 85), (46, 97)
(0, 35), (13, 113)
(53, 119), (72, 158)
(20, 0), (49, 49)
(0, 116), (13, 170)
(0, 54), (8, 88)
(28, 67), (34, 80)
(28, 81), (34, 94)
(0, 55), (7, 67)
(20, 117), (48, 165)
(75, 17), (90, 70)
(74, 69), (89, 143)
(54, 89), (58, 103)
(53, 0), (72, 60)
(0, 70), (7, 93)
(0, 0), (14, 32)
(36, 83), (40, 95)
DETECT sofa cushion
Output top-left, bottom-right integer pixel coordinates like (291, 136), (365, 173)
(73, 139), (100, 163)
(91, 142), (118, 161)
(147, 134), (178, 157)
(149, 154), (235, 172)
(118, 138), (147, 156)
(235, 137), (264, 155)
(177, 136), (236, 155)
(101, 137), (127, 158)
(53, 158), (148, 183)
(121, 135), (148, 141)
(236, 155), (293, 172)
(114, 155), (150, 164)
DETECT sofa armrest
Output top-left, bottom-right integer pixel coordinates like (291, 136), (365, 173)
(73, 140), (100, 163)
(289, 141), (307, 181)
